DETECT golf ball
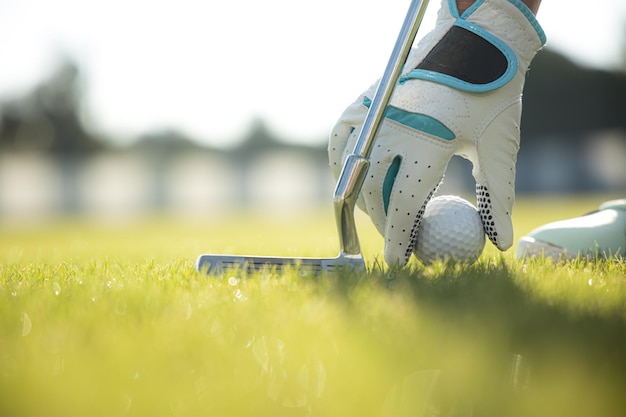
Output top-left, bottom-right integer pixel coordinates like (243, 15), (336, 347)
(414, 195), (486, 264)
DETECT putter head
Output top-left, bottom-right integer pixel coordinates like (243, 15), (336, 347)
(196, 253), (365, 275)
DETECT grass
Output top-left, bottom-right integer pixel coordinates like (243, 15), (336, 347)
(1, 195), (625, 417)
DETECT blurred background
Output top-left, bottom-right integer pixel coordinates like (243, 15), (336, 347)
(0, 0), (625, 225)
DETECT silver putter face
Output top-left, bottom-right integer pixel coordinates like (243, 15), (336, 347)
(196, 254), (365, 275)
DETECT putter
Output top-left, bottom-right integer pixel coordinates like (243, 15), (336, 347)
(197, 0), (430, 274)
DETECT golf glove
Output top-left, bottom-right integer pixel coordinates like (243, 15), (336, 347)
(328, 0), (546, 266)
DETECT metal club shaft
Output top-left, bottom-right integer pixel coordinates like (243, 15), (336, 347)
(333, 0), (430, 258)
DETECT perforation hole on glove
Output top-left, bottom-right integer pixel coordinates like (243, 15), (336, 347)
(477, 184), (497, 242)
(404, 186), (438, 261)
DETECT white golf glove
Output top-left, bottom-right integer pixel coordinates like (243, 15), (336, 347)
(329, 0), (546, 266)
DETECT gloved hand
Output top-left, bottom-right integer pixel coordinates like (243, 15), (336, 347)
(328, 0), (546, 266)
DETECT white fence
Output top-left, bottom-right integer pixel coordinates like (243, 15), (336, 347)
(0, 151), (337, 223)
(7, 132), (622, 225)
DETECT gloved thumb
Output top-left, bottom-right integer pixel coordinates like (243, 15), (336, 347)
(328, 83), (378, 180)
(329, 103), (371, 180)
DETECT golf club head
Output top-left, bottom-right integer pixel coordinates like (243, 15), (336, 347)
(196, 253), (365, 275)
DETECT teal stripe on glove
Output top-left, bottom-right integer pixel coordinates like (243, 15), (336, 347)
(363, 97), (456, 141)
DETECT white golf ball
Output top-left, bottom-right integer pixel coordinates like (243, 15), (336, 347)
(414, 195), (486, 264)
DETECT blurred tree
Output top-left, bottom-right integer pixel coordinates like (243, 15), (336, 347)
(234, 118), (326, 162)
(0, 56), (103, 155)
(132, 128), (206, 154)
(236, 119), (287, 157)
(0, 55), (107, 213)
(517, 48), (626, 192)
(521, 49), (626, 139)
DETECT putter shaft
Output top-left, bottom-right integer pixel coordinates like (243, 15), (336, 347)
(333, 0), (429, 259)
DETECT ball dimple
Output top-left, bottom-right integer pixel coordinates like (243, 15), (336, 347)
(414, 195), (486, 265)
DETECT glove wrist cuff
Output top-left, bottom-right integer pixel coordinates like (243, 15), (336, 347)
(463, 0), (546, 64)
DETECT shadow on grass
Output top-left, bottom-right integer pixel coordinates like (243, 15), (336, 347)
(322, 257), (626, 417)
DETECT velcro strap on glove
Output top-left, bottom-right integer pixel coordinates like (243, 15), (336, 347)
(400, 20), (516, 92)
(400, 0), (546, 93)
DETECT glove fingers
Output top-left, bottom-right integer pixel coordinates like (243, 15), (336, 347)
(471, 104), (521, 251)
(475, 183), (511, 249)
(361, 127), (454, 266)
(382, 160), (446, 266)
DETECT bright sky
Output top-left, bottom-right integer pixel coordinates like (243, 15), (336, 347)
(0, 0), (624, 147)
